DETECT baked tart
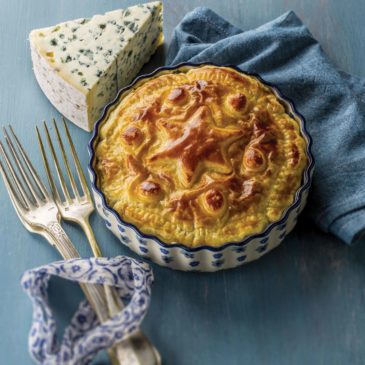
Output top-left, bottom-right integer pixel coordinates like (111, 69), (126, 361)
(93, 65), (309, 248)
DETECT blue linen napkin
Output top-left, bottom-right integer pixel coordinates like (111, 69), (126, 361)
(166, 8), (365, 244)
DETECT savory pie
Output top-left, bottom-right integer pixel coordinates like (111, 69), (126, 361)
(95, 65), (308, 247)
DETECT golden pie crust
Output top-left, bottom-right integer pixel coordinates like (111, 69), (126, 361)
(95, 65), (308, 247)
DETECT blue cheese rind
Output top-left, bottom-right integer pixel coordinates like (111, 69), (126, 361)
(30, 2), (163, 131)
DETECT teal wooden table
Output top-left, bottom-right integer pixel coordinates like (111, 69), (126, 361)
(1, 1), (365, 364)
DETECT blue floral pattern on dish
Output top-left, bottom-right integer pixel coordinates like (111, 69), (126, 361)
(139, 246), (149, 254)
(118, 225), (125, 233)
(120, 235), (131, 245)
(21, 256), (153, 365)
(212, 259), (225, 267)
(256, 244), (268, 253)
(183, 252), (195, 259)
(137, 236), (148, 246)
(279, 231), (286, 239)
(161, 256), (174, 264)
(233, 246), (246, 253)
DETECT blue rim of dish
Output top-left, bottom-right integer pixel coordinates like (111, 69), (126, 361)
(88, 62), (315, 253)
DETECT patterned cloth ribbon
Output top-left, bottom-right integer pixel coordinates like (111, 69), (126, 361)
(21, 256), (154, 365)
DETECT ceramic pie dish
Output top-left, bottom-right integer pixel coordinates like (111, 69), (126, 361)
(88, 63), (314, 272)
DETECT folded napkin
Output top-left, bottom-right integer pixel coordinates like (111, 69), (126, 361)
(167, 8), (365, 244)
(21, 256), (153, 365)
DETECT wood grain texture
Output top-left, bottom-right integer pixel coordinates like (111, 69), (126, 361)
(0, 1), (364, 364)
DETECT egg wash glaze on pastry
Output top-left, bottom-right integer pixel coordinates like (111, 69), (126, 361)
(95, 65), (308, 247)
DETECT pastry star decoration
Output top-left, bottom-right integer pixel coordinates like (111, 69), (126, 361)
(149, 106), (245, 187)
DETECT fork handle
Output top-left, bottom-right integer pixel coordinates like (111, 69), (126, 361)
(45, 221), (121, 365)
(79, 219), (102, 257)
(45, 221), (110, 318)
(46, 222), (80, 258)
(79, 219), (125, 316)
(79, 217), (145, 365)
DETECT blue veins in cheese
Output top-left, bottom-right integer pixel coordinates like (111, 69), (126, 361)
(29, 2), (163, 131)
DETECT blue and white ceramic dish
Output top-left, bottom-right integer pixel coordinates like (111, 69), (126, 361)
(88, 63), (315, 272)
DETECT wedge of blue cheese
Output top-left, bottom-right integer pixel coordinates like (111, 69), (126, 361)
(30, 2), (163, 131)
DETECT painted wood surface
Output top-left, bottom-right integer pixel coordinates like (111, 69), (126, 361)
(0, 0), (364, 364)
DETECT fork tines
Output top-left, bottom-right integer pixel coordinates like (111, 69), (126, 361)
(37, 117), (90, 204)
(0, 125), (50, 213)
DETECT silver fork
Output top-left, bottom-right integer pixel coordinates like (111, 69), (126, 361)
(37, 117), (161, 365)
(0, 126), (126, 365)
(0, 126), (84, 261)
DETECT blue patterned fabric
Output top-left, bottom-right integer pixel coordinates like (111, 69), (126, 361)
(166, 8), (365, 244)
(21, 256), (153, 365)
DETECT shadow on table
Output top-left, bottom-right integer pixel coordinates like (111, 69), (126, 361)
(144, 216), (365, 364)
(49, 209), (365, 365)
